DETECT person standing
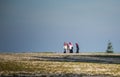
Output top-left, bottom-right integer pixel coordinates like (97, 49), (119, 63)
(66, 43), (70, 53)
(63, 42), (67, 53)
(69, 42), (73, 53)
(75, 43), (79, 53)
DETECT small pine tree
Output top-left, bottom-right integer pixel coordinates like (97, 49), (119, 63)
(106, 41), (114, 53)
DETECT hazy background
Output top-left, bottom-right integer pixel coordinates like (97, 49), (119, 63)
(0, 0), (120, 53)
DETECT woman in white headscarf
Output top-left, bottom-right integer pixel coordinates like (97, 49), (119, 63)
(69, 42), (73, 53)
(63, 42), (67, 53)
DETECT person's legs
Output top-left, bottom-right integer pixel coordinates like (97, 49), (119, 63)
(76, 49), (79, 53)
(64, 49), (66, 53)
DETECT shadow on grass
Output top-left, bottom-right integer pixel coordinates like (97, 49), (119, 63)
(0, 73), (117, 77)
(32, 55), (120, 64)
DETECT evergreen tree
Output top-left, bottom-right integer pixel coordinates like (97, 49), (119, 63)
(106, 41), (114, 53)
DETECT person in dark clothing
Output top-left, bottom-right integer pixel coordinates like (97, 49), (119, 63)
(75, 43), (79, 53)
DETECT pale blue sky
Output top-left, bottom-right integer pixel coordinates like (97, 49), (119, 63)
(0, 0), (120, 52)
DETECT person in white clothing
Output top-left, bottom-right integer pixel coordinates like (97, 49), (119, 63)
(63, 42), (67, 53)
(69, 42), (73, 53)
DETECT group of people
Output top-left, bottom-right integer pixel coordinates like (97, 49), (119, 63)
(63, 42), (79, 53)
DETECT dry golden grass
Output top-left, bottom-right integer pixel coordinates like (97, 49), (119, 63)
(0, 52), (120, 77)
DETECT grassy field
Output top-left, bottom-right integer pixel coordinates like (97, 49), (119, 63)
(0, 52), (120, 77)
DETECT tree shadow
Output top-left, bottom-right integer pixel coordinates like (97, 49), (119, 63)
(31, 55), (120, 64)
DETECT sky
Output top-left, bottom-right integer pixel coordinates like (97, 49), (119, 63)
(0, 0), (120, 53)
